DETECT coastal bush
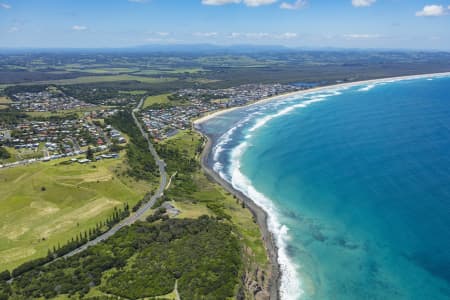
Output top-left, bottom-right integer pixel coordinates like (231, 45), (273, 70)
(107, 110), (158, 181)
(8, 217), (241, 299)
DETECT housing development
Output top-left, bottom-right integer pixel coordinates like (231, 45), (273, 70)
(141, 83), (300, 140)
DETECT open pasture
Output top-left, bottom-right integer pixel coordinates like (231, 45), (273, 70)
(0, 155), (150, 271)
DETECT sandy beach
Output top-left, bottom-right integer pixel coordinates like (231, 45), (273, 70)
(193, 71), (450, 299)
(194, 71), (450, 126)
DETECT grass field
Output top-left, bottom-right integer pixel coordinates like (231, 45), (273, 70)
(68, 67), (140, 74)
(0, 146), (43, 164)
(25, 106), (110, 118)
(0, 96), (11, 110)
(119, 90), (147, 95)
(143, 93), (171, 108)
(0, 96), (11, 104)
(135, 68), (205, 76)
(0, 153), (151, 271)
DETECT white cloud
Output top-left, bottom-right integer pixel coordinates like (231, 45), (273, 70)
(193, 32), (218, 37)
(156, 32), (170, 36)
(279, 32), (298, 39)
(202, 0), (277, 7)
(280, 0), (306, 10)
(243, 0), (277, 6)
(344, 33), (381, 39)
(415, 5), (447, 17)
(227, 32), (298, 39)
(0, 3), (11, 9)
(72, 25), (88, 31)
(8, 26), (19, 33)
(244, 32), (271, 38)
(202, 0), (240, 5)
(352, 0), (375, 7)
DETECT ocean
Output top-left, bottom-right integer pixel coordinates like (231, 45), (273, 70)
(197, 74), (450, 300)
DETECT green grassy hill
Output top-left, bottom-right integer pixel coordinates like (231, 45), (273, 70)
(0, 154), (150, 271)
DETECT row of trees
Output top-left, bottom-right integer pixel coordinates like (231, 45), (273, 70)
(107, 110), (158, 181)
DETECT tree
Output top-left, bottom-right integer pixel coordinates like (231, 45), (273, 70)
(0, 146), (10, 160)
(86, 147), (94, 161)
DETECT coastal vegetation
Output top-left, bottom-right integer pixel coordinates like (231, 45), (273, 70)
(157, 131), (271, 297)
(107, 110), (159, 181)
(0, 126), (271, 299)
(0, 217), (241, 299)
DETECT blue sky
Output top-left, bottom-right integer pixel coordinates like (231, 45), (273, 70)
(0, 0), (449, 50)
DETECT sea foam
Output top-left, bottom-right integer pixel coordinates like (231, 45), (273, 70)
(206, 74), (450, 300)
(211, 88), (346, 300)
(229, 141), (303, 300)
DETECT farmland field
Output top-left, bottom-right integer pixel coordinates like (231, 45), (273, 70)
(135, 68), (205, 75)
(1, 75), (177, 87)
(0, 153), (152, 271)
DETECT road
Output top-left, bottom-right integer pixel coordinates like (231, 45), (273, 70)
(63, 98), (168, 258)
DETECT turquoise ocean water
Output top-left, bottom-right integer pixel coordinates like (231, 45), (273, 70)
(198, 75), (450, 300)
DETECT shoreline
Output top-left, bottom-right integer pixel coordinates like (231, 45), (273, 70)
(194, 71), (450, 126)
(193, 71), (450, 300)
(195, 127), (281, 299)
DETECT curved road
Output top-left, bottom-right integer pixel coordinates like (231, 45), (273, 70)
(64, 97), (168, 258)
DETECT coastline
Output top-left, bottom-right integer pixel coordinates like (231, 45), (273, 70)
(194, 71), (450, 126)
(195, 129), (281, 299)
(193, 71), (450, 300)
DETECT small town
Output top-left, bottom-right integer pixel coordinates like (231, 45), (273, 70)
(0, 109), (125, 168)
(1, 83), (301, 163)
(10, 90), (95, 112)
(141, 83), (301, 140)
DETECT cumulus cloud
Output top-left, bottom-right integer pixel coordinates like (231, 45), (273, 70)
(0, 3), (11, 9)
(280, 0), (306, 10)
(415, 5), (447, 17)
(352, 0), (375, 7)
(202, 0), (277, 7)
(72, 25), (88, 31)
